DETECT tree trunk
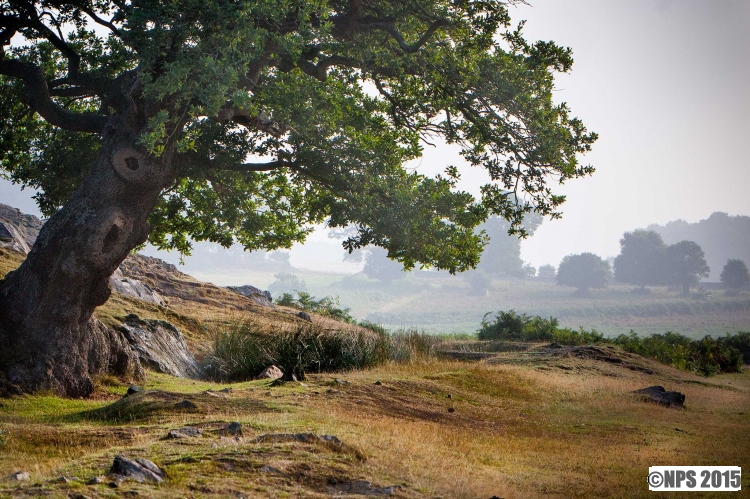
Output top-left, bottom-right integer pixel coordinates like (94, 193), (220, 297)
(0, 119), (176, 397)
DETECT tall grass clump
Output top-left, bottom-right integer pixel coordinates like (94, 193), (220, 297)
(478, 310), (603, 345)
(207, 322), (391, 381)
(388, 329), (444, 362)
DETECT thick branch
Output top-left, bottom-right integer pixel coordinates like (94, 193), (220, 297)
(79, 6), (123, 38)
(363, 19), (449, 53)
(210, 159), (295, 172)
(0, 58), (107, 133)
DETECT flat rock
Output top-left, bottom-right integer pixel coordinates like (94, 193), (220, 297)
(119, 314), (203, 379)
(7, 471), (30, 481)
(327, 480), (399, 496)
(110, 455), (164, 483)
(166, 427), (203, 439)
(126, 385), (142, 396)
(217, 422), (243, 437)
(227, 285), (274, 308)
(256, 433), (342, 448)
(109, 268), (165, 306)
(174, 399), (198, 410)
(633, 385), (685, 408)
(256, 365), (283, 379)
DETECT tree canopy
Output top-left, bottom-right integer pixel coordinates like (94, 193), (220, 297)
(720, 259), (749, 292)
(556, 252), (611, 293)
(664, 240), (709, 296)
(0, 0), (596, 274)
(613, 230), (666, 288)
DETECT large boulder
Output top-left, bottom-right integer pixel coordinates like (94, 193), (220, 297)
(227, 285), (274, 308)
(119, 314), (204, 379)
(0, 203), (42, 254)
(633, 385), (685, 408)
(109, 268), (165, 306)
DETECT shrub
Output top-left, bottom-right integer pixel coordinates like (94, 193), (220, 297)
(478, 310), (559, 342)
(611, 331), (744, 376)
(274, 291), (355, 323)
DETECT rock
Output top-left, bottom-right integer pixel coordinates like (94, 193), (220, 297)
(217, 422), (243, 437)
(110, 455), (164, 483)
(374, 380), (382, 386)
(327, 480), (399, 496)
(126, 385), (142, 396)
(174, 399), (198, 410)
(227, 285), (274, 308)
(256, 433), (342, 448)
(166, 427), (203, 439)
(633, 386), (685, 408)
(7, 471), (30, 481)
(296, 311), (312, 321)
(86, 476), (106, 485)
(109, 268), (165, 306)
(548, 342), (563, 348)
(448, 407), (455, 413)
(258, 465), (285, 475)
(256, 365), (283, 379)
(0, 203), (43, 254)
(119, 314), (204, 379)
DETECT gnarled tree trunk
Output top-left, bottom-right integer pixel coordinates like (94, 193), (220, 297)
(0, 118), (176, 397)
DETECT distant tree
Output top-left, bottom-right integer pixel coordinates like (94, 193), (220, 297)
(268, 272), (307, 298)
(476, 214), (542, 277)
(538, 264), (556, 281)
(613, 230), (667, 289)
(556, 253), (611, 295)
(720, 259), (749, 293)
(664, 241), (710, 297)
(467, 272), (491, 296)
(268, 251), (292, 266)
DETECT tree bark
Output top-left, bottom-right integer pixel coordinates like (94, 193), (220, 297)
(0, 117), (176, 397)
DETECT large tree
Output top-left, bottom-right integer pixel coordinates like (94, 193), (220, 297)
(0, 1), (595, 396)
(556, 252), (611, 295)
(613, 230), (666, 290)
(720, 259), (750, 293)
(664, 240), (709, 297)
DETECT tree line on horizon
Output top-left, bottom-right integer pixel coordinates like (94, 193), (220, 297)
(546, 230), (749, 296)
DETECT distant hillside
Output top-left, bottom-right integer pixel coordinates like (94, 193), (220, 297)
(647, 212), (750, 281)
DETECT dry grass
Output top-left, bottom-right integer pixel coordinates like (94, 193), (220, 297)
(1, 251), (749, 497)
(1, 355), (748, 498)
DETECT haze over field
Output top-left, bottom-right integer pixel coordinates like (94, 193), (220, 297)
(2, 0), (749, 275)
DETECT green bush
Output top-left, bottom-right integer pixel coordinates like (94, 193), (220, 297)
(611, 331), (744, 376)
(478, 310), (601, 344)
(274, 291), (355, 323)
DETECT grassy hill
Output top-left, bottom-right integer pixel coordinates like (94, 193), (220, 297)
(1, 248), (749, 498)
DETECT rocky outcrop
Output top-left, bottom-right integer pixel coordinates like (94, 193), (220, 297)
(0, 203), (42, 254)
(227, 285), (274, 308)
(633, 385), (685, 408)
(119, 314), (204, 379)
(109, 268), (165, 306)
(110, 455), (164, 483)
(0, 203), (166, 306)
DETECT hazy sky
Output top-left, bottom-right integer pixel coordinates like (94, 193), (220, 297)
(2, 0), (749, 272)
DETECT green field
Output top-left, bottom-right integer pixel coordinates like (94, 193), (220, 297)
(192, 267), (750, 339)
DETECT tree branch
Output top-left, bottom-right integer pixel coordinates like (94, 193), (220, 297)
(79, 6), (123, 38)
(0, 58), (107, 133)
(362, 19), (449, 53)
